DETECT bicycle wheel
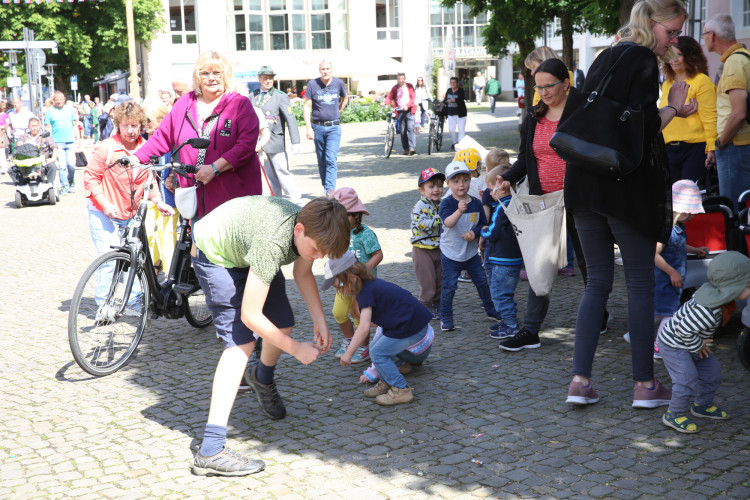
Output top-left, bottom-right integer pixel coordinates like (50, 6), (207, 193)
(428, 121), (436, 156)
(68, 251), (149, 376)
(436, 120), (444, 152)
(384, 122), (395, 158)
(185, 288), (212, 328)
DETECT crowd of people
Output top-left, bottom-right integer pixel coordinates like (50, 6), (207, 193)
(6, 0), (748, 480)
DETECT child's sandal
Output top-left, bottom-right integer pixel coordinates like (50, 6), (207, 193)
(690, 403), (730, 420)
(662, 410), (699, 433)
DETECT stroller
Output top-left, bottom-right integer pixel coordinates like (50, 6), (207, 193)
(10, 139), (59, 208)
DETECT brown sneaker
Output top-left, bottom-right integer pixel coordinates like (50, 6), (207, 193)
(397, 362), (412, 374)
(375, 386), (414, 406)
(363, 380), (390, 398)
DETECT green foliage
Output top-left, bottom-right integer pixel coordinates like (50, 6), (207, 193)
(0, 0), (165, 94)
(292, 98), (390, 126)
(431, 58), (442, 98)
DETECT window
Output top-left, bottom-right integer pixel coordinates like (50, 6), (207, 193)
(234, 0), (332, 52)
(235, 1), (263, 51)
(744, 0), (750, 27)
(311, 13), (331, 49)
(375, 0), (400, 41)
(429, 1), (489, 53)
(270, 14), (289, 50)
(170, 0), (197, 44)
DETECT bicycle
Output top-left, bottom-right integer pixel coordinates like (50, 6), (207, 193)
(68, 137), (213, 377)
(428, 99), (445, 155)
(383, 109), (397, 158)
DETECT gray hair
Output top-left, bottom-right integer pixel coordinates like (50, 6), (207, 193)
(319, 59), (332, 68)
(705, 14), (736, 42)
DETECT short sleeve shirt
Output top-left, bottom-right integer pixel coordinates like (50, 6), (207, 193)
(9, 109), (37, 139)
(44, 104), (77, 144)
(349, 225), (381, 277)
(357, 278), (432, 339)
(192, 196), (300, 285)
(532, 117), (566, 194)
(306, 77), (347, 122)
(717, 45), (750, 145)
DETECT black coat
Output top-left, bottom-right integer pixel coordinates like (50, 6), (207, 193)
(563, 43), (672, 244)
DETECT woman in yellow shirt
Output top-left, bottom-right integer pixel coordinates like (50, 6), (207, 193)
(659, 36), (717, 184)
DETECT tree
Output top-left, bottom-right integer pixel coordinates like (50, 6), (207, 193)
(0, 0), (165, 95)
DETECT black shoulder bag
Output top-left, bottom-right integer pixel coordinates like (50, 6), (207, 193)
(550, 44), (644, 180)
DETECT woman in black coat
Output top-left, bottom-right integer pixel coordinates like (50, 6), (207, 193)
(564, 0), (696, 407)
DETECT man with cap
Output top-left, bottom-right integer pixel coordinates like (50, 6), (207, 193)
(252, 66), (303, 205)
(411, 167), (445, 318)
(657, 251), (750, 433)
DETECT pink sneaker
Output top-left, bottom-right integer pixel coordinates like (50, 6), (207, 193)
(653, 341), (661, 359)
(566, 380), (599, 405)
(520, 270), (528, 281)
(558, 267), (575, 277)
(632, 378), (671, 408)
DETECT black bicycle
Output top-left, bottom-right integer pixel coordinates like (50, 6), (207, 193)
(428, 99), (445, 155)
(384, 109), (397, 158)
(68, 138), (212, 376)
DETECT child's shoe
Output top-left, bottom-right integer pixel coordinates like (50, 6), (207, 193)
(558, 266), (575, 277)
(623, 332), (630, 343)
(396, 362), (412, 374)
(662, 410), (699, 433)
(690, 403), (730, 420)
(486, 309), (503, 322)
(490, 323), (519, 340)
(599, 310), (611, 335)
(519, 269), (528, 281)
(429, 304), (440, 320)
(440, 320), (455, 332)
(632, 378), (671, 408)
(350, 346), (370, 364)
(334, 338), (351, 359)
(566, 380), (599, 405)
(489, 320), (504, 332)
(499, 328), (541, 351)
(457, 271), (471, 283)
(375, 386), (414, 406)
(363, 380), (391, 398)
(653, 341), (661, 359)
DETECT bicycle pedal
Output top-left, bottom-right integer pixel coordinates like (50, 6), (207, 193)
(173, 283), (194, 295)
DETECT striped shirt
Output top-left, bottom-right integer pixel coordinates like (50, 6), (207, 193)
(532, 117), (566, 194)
(658, 298), (721, 352)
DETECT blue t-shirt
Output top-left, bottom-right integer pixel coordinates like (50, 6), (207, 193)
(357, 278), (431, 339)
(306, 77), (347, 122)
(44, 105), (77, 144)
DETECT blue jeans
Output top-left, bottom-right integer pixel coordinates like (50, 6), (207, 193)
(657, 338), (721, 414)
(440, 253), (497, 324)
(716, 143), (750, 210)
(487, 263), (522, 326)
(397, 111), (415, 151)
(57, 142), (76, 189)
(572, 209), (655, 382)
(84, 114), (93, 137)
(370, 324), (430, 388)
(312, 123), (341, 194)
(88, 209), (140, 307)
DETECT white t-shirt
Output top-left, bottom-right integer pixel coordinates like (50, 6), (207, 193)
(9, 109), (37, 139)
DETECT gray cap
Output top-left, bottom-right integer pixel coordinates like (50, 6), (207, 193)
(693, 251), (750, 308)
(320, 251), (357, 291)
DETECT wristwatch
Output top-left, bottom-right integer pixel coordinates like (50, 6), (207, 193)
(715, 138), (727, 149)
(211, 163), (220, 176)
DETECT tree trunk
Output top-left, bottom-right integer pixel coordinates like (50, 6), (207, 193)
(618, 0), (636, 27)
(560, 11), (574, 69)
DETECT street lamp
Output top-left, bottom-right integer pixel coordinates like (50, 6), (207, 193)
(45, 63), (56, 97)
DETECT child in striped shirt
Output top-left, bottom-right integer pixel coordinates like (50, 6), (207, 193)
(657, 251), (750, 434)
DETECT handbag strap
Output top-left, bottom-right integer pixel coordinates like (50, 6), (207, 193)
(584, 43), (636, 109)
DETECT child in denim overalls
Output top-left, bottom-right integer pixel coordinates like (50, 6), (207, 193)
(653, 180), (709, 357)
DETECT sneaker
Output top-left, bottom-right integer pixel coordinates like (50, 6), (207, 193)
(350, 346), (370, 364)
(489, 323), (519, 340)
(375, 386), (414, 406)
(334, 338), (351, 359)
(499, 328), (541, 351)
(489, 320), (505, 332)
(397, 362), (412, 374)
(519, 270), (528, 281)
(558, 266), (575, 277)
(409, 149), (416, 156)
(653, 341), (662, 359)
(60, 187), (69, 195)
(457, 272), (472, 283)
(440, 321), (455, 332)
(600, 310), (611, 335)
(429, 304), (440, 321)
(623, 332), (630, 343)
(242, 364), (286, 420)
(662, 410), (699, 434)
(690, 403), (730, 420)
(191, 446), (266, 477)
(566, 380), (600, 405)
(364, 380), (391, 398)
(632, 378), (671, 408)
(68, 183), (76, 193)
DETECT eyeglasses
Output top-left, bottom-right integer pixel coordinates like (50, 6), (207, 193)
(199, 71), (223, 80)
(533, 80), (562, 93)
(656, 21), (682, 39)
(701, 30), (713, 38)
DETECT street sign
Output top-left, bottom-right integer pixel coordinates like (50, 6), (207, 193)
(70, 75), (78, 91)
(7, 76), (22, 87)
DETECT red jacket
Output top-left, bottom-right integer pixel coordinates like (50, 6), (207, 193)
(385, 83), (417, 115)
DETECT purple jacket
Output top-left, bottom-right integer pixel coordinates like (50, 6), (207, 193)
(135, 91), (261, 217)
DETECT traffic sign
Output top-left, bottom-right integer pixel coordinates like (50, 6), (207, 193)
(70, 75), (78, 91)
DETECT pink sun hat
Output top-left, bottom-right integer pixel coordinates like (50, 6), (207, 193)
(672, 180), (705, 214)
(331, 187), (369, 215)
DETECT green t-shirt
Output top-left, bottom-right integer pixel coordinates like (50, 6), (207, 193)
(350, 224), (381, 277)
(193, 196), (300, 285)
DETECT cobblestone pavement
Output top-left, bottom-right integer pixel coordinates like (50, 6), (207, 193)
(1, 102), (749, 499)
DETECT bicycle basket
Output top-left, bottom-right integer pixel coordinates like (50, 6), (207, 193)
(433, 100), (446, 117)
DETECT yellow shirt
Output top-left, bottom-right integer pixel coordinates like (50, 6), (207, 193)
(717, 43), (750, 146)
(659, 73), (718, 152)
(532, 70), (575, 106)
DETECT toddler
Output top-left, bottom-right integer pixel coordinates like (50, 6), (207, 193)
(438, 161), (500, 331)
(481, 148), (511, 223)
(481, 166), (523, 340)
(411, 168), (446, 319)
(330, 187), (383, 363)
(322, 252), (433, 406)
(658, 251), (750, 433)
(653, 180), (709, 357)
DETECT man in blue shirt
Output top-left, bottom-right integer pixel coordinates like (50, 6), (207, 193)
(303, 60), (348, 194)
(45, 91), (80, 194)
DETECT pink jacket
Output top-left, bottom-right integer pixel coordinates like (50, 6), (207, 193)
(135, 91), (261, 217)
(384, 83), (417, 115)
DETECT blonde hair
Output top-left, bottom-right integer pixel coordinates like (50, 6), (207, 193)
(485, 148), (511, 171)
(192, 52), (235, 97)
(524, 46), (560, 71)
(485, 165), (511, 188)
(297, 197), (351, 259)
(142, 98), (170, 128)
(616, 0), (687, 53)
